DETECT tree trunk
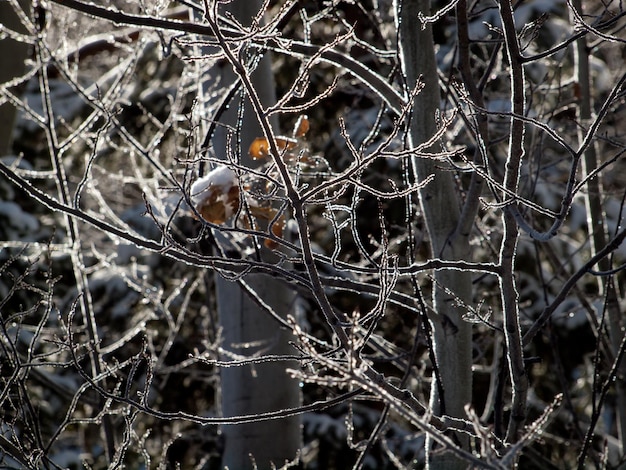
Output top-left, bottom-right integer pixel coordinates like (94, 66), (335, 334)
(202, 2), (302, 468)
(395, 1), (473, 468)
(571, 0), (626, 458)
(216, 273), (301, 469)
(0, 0), (30, 156)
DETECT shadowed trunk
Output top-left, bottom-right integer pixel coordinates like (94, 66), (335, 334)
(204, 2), (302, 468)
(571, 0), (626, 459)
(395, 1), (473, 468)
(0, 0), (31, 155)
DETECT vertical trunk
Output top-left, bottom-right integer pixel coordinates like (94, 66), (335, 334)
(204, 2), (301, 468)
(0, 0), (30, 155)
(216, 273), (301, 469)
(395, 1), (473, 468)
(571, 0), (626, 457)
(497, 0), (528, 444)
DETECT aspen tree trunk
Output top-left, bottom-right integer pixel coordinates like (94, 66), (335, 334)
(571, 0), (626, 458)
(216, 274), (300, 469)
(205, 2), (301, 468)
(0, 0), (30, 156)
(395, 1), (473, 468)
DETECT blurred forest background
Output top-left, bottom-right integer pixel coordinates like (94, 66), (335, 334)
(0, 0), (625, 468)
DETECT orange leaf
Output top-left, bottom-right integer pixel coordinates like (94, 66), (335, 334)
(249, 137), (270, 159)
(276, 137), (298, 153)
(264, 215), (286, 249)
(249, 137), (298, 160)
(293, 115), (309, 138)
(196, 185), (240, 224)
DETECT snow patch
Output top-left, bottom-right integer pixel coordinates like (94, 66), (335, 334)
(190, 166), (238, 206)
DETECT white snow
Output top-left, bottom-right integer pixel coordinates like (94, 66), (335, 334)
(0, 200), (40, 236)
(190, 165), (238, 205)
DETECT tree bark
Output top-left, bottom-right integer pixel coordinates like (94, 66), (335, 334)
(497, 0), (528, 445)
(0, 0), (31, 156)
(571, 0), (626, 458)
(203, 2), (302, 468)
(395, 1), (473, 468)
(217, 273), (301, 469)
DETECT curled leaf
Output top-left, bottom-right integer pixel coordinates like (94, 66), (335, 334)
(249, 137), (298, 160)
(196, 185), (240, 224)
(293, 115), (309, 138)
(191, 166), (240, 224)
(265, 214), (286, 249)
